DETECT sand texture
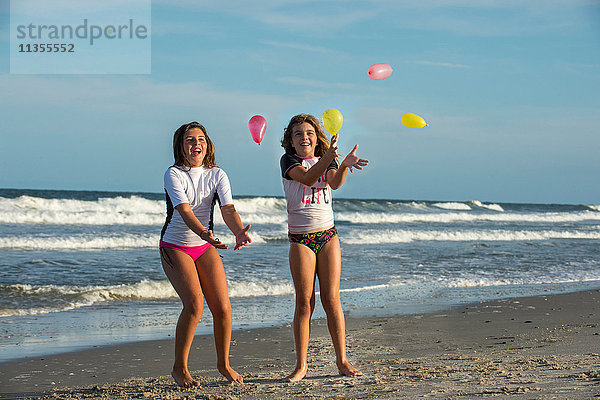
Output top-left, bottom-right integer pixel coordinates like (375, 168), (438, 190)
(1, 289), (599, 399)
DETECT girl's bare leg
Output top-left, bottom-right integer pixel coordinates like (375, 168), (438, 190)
(283, 243), (317, 382)
(161, 247), (204, 388)
(195, 247), (243, 385)
(316, 237), (362, 377)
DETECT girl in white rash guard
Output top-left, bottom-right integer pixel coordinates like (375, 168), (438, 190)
(160, 121), (251, 387)
(279, 114), (369, 382)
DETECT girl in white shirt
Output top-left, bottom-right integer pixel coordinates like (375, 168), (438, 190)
(160, 122), (251, 387)
(280, 114), (368, 382)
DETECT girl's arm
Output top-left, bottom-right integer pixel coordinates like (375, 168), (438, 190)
(220, 204), (252, 250)
(175, 203), (228, 249)
(288, 134), (339, 186)
(328, 144), (369, 190)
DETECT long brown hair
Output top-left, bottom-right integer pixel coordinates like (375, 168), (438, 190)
(172, 122), (216, 169)
(281, 114), (330, 156)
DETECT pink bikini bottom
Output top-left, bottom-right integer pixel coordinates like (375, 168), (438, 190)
(159, 240), (212, 261)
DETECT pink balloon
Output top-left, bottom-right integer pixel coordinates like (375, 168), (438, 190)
(368, 63), (393, 80)
(248, 115), (267, 145)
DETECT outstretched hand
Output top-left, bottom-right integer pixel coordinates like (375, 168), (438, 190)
(234, 224), (252, 250)
(201, 230), (228, 249)
(326, 134), (340, 159)
(341, 144), (369, 173)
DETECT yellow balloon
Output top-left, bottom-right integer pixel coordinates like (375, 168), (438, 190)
(322, 108), (343, 134)
(401, 112), (428, 128)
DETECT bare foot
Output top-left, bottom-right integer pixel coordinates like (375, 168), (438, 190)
(282, 366), (307, 383)
(338, 361), (362, 377)
(171, 369), (200, 388)
(218, 364), (243, 385)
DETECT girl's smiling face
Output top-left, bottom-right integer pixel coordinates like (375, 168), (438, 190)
(183, 128), (207, 167)
(291, 122), (317, 158)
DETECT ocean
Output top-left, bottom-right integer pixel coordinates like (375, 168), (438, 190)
(1, 188), (599, 362)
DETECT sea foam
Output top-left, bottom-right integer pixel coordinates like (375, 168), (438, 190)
(0, 277), (294, 317)
(342, 228), (600, 244)
(336, 211), (600, 224)
(0, 231), (266, 250)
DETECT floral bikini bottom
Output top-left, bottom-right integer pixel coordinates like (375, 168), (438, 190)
(288, 226), (338, 254)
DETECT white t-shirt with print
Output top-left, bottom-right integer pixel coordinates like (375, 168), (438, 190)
(280, 153), (338, 233)
(161, 165), (233, 246)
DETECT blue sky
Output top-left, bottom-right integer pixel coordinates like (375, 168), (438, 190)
(0, 1), (599, 204)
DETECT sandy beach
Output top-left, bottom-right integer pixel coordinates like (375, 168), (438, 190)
(1, 289), (599, 399)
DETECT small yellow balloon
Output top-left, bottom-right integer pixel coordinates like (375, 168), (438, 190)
(322, 108), (343, 134)
(401, 112), (428, 128)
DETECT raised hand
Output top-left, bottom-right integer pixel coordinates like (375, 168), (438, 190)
(201, 230), (228, 249)
(234, 224), (252, 250)
(341, 144), (369, 173)
(326, 134), (340, 159)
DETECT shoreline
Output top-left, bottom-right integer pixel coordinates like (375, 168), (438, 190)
(1, 289), (599, 399)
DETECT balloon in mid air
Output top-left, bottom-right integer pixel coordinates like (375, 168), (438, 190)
(401, 112), (428, 128)
(322, 109), (343, 134)
(368, 63), (393, 80)
(248, 115), (267, 145)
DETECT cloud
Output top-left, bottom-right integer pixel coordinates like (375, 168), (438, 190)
(0, 74), (299, 193)
(152, 0), (598, 37)
(275, 76), (357, 90)
(153, 0), (376, 32)
(9, 0), (150, 20)
(151, 0), (380, 35)
(410, 60), (473, 69)
(369, 0), (598, 37)
(261, 40), (331, 54)
(0, 75), (296, 118)
(557, 62), (600, 77)
(252, 9), (377, 32)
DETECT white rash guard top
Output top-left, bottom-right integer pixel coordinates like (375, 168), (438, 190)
(280, 153), (338, 233)
(161, 165), (233, 246)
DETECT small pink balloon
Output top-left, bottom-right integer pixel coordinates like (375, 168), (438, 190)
(368, 63), (393, 80)
(248, 115), (267, 145)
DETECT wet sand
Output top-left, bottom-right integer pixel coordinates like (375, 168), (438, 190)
(1, 289), (599, 399)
